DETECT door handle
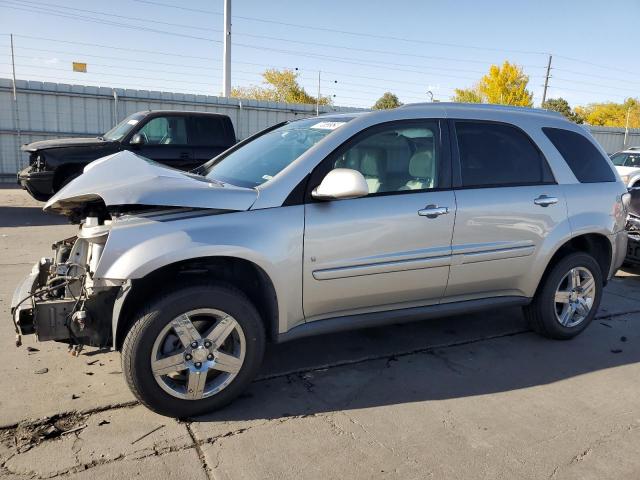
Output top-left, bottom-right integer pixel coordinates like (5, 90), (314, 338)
(534, 195), (558, 207)
(418, 205), (449, 218)
(179, 152), (190, 159)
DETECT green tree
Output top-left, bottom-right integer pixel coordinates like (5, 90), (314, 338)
(542, 98), (584, 123)
(231, 68), (332, 105)
(574, 98), (640, 128)
(372, 92), (403, 110)
(452, 61), (533, 107)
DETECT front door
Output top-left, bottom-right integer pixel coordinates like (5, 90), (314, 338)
(303, 120), (456, 320)
(131, 115), (194, 170)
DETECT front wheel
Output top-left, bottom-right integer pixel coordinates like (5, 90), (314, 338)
(121, 284), (265, 418)
(524, 252), (603, 340)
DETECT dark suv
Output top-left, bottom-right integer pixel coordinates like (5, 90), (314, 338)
(18, 110), (236, 201)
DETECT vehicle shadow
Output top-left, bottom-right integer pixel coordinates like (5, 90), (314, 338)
(193, 308), (638, 424)
(0, 206), (67, 227)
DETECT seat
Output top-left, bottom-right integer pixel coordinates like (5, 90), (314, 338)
(402, 150), (434, 190)
(360, 149), (384, 193)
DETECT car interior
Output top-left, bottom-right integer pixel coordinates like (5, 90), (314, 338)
(334, 128), (437, 193)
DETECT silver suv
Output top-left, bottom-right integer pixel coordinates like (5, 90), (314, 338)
(11, 104), (629, 418)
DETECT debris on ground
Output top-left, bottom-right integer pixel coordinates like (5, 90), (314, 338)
(33, 368), (48, 374)
(26, 347), (39, 353)
(71, 394), (80, 400)
(131, 424), (164, 445)
(86, 359), (99, 366)
(97, 420), (110, 426)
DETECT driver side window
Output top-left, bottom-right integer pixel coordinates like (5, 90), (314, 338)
(136, 116), (188, 145)
(333, 122), (440, 194)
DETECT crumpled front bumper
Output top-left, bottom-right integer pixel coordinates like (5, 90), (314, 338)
(10, 259), (50, 341)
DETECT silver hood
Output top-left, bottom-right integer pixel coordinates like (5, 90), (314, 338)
(44, 151), (258, 216)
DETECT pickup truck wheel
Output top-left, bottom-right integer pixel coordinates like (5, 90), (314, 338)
(121, 284), (265, 418)
(524, 252), (602, 340)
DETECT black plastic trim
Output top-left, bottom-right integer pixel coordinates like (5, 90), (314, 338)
(276, 296), (530, 343)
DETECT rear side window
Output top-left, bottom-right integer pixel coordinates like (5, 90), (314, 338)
(455, 121), (553, 188)
(542, 127), (616, 183)
(190, 116), (230, 146)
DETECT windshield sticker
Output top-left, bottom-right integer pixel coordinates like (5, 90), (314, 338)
(127, 119), (139, 125)
(310, 121), (346, 130)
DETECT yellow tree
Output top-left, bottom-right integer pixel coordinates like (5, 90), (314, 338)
(231, 69), (332, 105)
(452, 61), (533, 107)
(574, 98), (640, 128)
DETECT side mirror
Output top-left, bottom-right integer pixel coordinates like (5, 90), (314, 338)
(311, 168), (369, 201)
(129, 133), (144, 146)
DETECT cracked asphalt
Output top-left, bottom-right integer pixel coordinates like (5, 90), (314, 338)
(2, 186), (640, 479)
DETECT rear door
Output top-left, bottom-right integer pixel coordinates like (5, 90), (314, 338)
(444, 120), (567, 301)
(189, 116), (234, 168)
(131, 115), (193, 170)
(303, 119), (456, 320)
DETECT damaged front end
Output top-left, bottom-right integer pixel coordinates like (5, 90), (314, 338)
(10, 150), (258, 355)
(11, 216), (120, 354)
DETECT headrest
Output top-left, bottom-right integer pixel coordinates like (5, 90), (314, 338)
(409, 150), (433, 178)
(361, 150), (382, 177)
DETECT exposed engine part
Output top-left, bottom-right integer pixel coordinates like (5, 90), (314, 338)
(72, 310), (88, 331)
(11, 216), (117, 349)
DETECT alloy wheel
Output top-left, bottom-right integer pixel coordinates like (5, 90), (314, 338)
(150, 308), (246, 400)
(553, 266), (596, 328)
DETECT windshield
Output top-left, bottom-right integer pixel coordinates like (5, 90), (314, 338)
(611, 153), (627, 166)
(103, 112), (146, 141)
(206, 116), (353, 187)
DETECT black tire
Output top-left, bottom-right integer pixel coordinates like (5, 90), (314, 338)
(524, 252), (603, 340)
(121, 283), (265, 418)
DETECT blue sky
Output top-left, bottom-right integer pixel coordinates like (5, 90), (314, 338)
(0, 0), (638, 109)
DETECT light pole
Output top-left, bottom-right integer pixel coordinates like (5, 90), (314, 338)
(426, 90), (434, 102)
(222, 0), (231, 97)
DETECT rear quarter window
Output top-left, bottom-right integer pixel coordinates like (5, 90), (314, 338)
(542, 127), (616, 183)
(190, 116), (232, 146)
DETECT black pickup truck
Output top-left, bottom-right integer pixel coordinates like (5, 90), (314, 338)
(18, 110), (236, 201)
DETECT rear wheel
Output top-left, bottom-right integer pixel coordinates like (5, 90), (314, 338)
(524, 252), (602, 339)
(122, 284), (265, 418)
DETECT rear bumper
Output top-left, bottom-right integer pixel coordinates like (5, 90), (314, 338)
(610, 230), (629, 277)
(17, 166), (55, 200)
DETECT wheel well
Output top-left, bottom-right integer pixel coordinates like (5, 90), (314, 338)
(538, 233), (612, 293)
(113, 257), (279, 350)
(53, 164), (83, 191)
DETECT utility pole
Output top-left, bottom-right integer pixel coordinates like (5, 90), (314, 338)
(316, 70), (321, 116)
(541, 54), (552, 106)
(624, 106), (632, 148)
(10, 34), (22, 167)
(222, 0), (231, 97)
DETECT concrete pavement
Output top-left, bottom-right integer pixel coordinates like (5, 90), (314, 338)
(1, 186), (640, 479)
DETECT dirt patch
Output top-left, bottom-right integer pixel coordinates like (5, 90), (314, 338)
(1, 412), (89, 454)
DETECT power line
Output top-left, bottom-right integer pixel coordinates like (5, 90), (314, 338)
(132, 0), (547, 56)
(9, 0), (215, 32)
(0, 2), (221, 43)
(2, 1), (545, 72)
